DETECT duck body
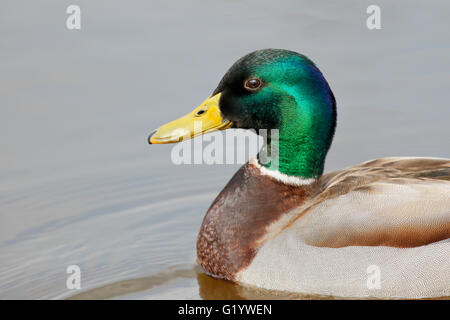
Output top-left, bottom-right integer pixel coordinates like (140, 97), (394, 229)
(198, 157), (450, 298)
(149, 49), (450, 298)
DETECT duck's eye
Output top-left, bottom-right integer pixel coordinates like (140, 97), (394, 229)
(244, 78), (262, 91)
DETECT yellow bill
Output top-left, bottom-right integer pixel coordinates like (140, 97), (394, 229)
(148, 93), (231, 144)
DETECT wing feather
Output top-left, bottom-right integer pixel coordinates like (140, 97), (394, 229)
(297, 157), (450, 248)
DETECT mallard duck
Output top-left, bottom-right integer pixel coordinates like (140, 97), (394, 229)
(148, 49), (450, 298)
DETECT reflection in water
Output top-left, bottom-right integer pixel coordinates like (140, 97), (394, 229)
(195, 271), (327, 300)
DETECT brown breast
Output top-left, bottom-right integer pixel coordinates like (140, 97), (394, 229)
(196, 162), (309, 280)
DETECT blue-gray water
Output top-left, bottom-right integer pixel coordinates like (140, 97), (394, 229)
(0, 1), (449, 299)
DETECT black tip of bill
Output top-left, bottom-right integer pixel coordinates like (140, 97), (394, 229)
(148, 130), (157, 144)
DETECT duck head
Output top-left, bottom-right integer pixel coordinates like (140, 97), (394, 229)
(149, 49), (336, 178)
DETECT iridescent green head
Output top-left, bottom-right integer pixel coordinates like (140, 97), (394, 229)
(213, 49), (337, 178)
(149, 49), (336, 179)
